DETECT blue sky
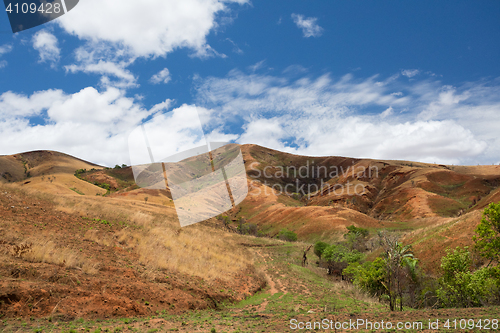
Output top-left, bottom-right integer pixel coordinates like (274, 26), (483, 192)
(0, 0), (499, 166)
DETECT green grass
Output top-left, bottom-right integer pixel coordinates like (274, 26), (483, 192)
(69, 187), (85, 195)
(233, 292), (272, 308)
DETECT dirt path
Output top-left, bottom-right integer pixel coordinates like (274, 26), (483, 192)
(254, 249), (287, 312)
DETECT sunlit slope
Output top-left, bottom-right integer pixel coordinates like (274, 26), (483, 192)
(240, 144), (500, 220)
(0, 150), (106, 195)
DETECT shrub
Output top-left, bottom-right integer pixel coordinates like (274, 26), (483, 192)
(344, 257), (387, 297)
(345, 225), (369, 238)
(314, 241), (329, 259)
(277, 229), (297, 242)
(474, 202), (500, 265)
(322, 244), (363, 274)
(237, 223), (258, 236)
(437, 247), (500, 307)
(345, 225), (370, 251)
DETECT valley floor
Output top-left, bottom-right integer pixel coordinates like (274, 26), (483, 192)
(2, 237), (499, 333)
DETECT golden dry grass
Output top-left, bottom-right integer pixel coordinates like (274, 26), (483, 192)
(12, 182), (253, 282)
(7, 239), (99, 275)
(330, 280), (381, 305)
(132, 226), (251, 281)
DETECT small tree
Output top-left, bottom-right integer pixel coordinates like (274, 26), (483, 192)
(314, 241), (329, 259)
(344, 225), (370, 251)
(221, 215), (231, 229)
(379, 232), (416, 311)
(473, 202), (500, 266)
(237, 217), (245, 234)
(322, 244), (363, 276)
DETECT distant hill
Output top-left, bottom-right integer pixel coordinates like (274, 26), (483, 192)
(236, 144), (500, 272)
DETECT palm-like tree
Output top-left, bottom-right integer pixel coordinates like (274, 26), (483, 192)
(379, 232), (417, 311)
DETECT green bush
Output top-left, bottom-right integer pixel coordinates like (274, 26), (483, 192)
(313, 241), (329, 259)
(237, 223), (258, 236)
(277, 229), (297, 242)
(345, 225), (369, 238)
(437, 247), (500, 307)
(322, 244), (363, 268)
(344, 257), (387, 297)
(474, 202), (500, 265)
(74, 169), (86, 177)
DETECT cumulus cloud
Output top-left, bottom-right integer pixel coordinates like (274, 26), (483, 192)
(0, 89), (66, 118)
(58, 0), (247, 87)
(62, 45), (138, 88)
(291, 14), (324, 38)
(150, 68), (172, 84)
(32, 30), (60, 68)
(2, 67), (499, 166)
(0, 87), (174, 166)
(195, 70), (500, 165)
(57, 0), (248, 59)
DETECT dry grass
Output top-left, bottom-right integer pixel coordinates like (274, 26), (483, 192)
(129, 211), (154, 227)
(50, 192), (253, 281)
(8, 239), (99, 274)
(331, 280), (380, 305)
(52, 193), (249, 280)
(83, 229), (114, 247)
(132, 226), (252, 281)
(3, 182), (254, 282)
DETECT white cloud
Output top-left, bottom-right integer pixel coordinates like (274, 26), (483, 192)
(282, 65), (308, 75)
(59, 0), (248, 87)
(248, 60), (266, 72)
(65, 60), (138, 88)
(0, 87), (172, 166)
(0, 44), (13, 69)
(150, 68), (172, 84)
(380, 106), (393, 119)
(225, 38), (243, 54)
(0, 44), (13, 56)
(0, 89), (66, 118)
(401, 69), (420, 78)
(291, 14), (323, 38)
(195, 70), (500, 165)
(57, 0), (248, 59)
(32, 30), (60, 68)
(3, 66), (499, 166)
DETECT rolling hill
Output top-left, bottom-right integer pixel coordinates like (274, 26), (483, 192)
(2, 145), (500, 272)
(1, 145), (500, 327)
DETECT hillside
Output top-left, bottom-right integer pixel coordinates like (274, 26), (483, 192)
(3, 146), (500, 273)
(1, 146), (500, 330)
(233, 145), (500, 272)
